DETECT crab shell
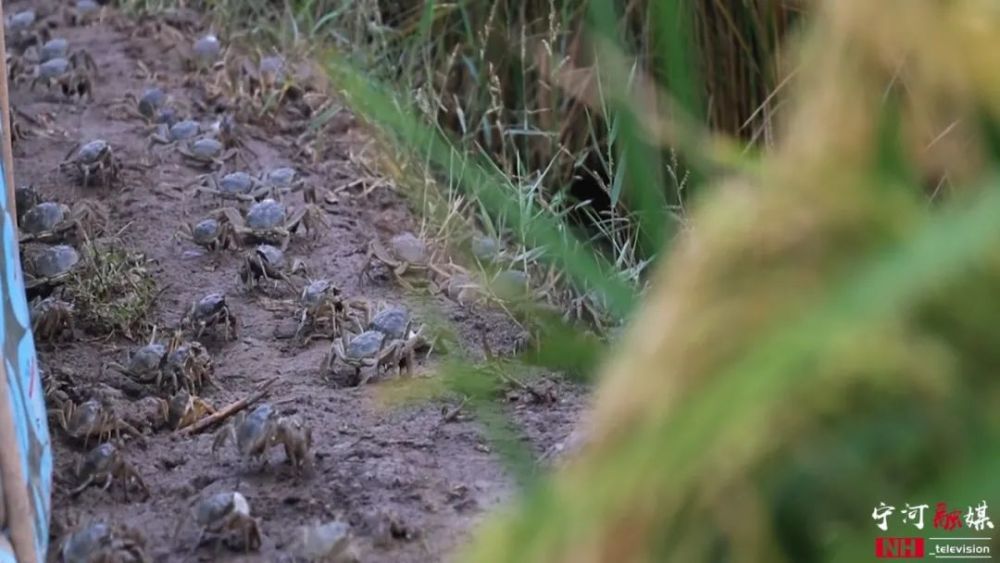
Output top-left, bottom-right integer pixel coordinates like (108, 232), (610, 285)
(193, 293), (227, 319)
(246, 199), (285, 231)
(68, 400), (103, 435)
(252, 244), (285, 271)
(347, 331), (385, 360)
(186, 137), (224, 160)
(60, 522), (111, 563)
(21, 201), (69, 234)
(236, 403), (275, 454)
(263, 167), (297, 189)
(168, 120), (200, 141)
(38, 57), (71, 80)
(192, 218), (223, 246)
(128, 343), (166, 378)
(138, 87), (166, 118)
(294, 521), (353, 561)
(259, 56), (285, 83)
(193, 35), (221, 63)
(217, 171), (255, 196)
(370, 307), (410, 340)
(32, 244), (80, 278)
(7, 10), (36, 31)
(78, 442), (119, 478)
(77, 139), (111, 164)
(389, 232), (430, 265)
(301, 279), (335, 307)
(471, 235), (501, 262)
(40, 38), (69, 62)
(15, 185), (41, 219)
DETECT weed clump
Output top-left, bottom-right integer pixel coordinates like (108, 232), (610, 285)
(64, 239), (158, 340)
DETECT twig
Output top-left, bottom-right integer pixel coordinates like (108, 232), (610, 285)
(183, 377), (277, 435)
(441, 396), (469, 423)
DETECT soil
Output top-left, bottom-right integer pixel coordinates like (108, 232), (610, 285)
(9, 3), (584, 561)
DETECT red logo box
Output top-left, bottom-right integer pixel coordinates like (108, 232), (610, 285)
(875, 537), (926, 559)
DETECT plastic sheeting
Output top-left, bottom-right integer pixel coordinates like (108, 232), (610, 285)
(0, 128), (51, 560)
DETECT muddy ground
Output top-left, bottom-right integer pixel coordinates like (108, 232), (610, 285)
(9, 2), (584, 560)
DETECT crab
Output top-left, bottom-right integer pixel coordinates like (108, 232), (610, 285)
(58, 522), (148, 563)
(19, 199), (108, 243)
(239, 244), (305, 292)
(181, 292), (239, 341)
(175, 214), (239, 251)
(212, 403), (313, 471)
(218, 198), (327, 250)
(24, 244), (80, 291)
(148, 118), (201, 147)
(178, 137), (236, 170)
(178, 491), (261, 552)
(49, 398), (144, 447)
(294, 279), (366, 344)
(14, 184), (41, 222)
(324, 328), (427, 386)
(259, 166), (307, 200)
(109, 332), (167, 386)
(190, 170), (264, 202)
(30, 53), (97, 101)
(5, 10), (45, 54)
(167, 389), (215, 430)
(62, 0), (105, 27)
(161, 338), (215, 394)
(183, 34), (224, 73)
(292, 521), (357, 563)
(119, 86), (169, 122)
(30, 296), (75, 342)
(62, 139), (121, 187)
(366, 304), (415, 340)
(70, 442), (149, 501)
(38, 37), (69, 63)
(360, 232), (447, 288)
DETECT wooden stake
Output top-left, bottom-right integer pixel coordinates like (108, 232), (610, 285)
(182, 377), (278, 435)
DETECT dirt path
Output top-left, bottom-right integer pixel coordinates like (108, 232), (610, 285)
(10, 3), (582, 561)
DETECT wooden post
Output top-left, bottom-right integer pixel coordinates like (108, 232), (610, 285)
(0, 2), (43, 562)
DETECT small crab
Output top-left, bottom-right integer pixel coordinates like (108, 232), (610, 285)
(178, 491), (261, 552)
(182, 34), (224, 73)
(14, 184), (41, 222)
(19, 199), (108, 243)
(360, 232), (446, 288)
(219, 198), (327, 250)
(175, 214), (239, 251)
(294, 279), (366, 344)
(259, 166), (307, 200)
(324, 328), (426, 385)
(63, 0), (105, 27)
(239, 244), (304, 292)
(62, 139), (121, 187)
(212, 403), (313, 471)
(181, 292), (238, 341)
(49, 398), (143, 447)
(292, 521), (357, 563)
(178, 137), (236, 170)
(39, 37), (69, 63)
(58, 522), (148, 563)
(148, 118), (201, 147)
(70, 442), (149, 501)
(30, 296), (75, 342)
(366, 305), (414, 340)
(190, 170), (266, 202)
(109, 332), (166, 386)
(167, 389), (215, 430)
(162, 338), (215, 394)
(127, 87), (169, 121)
(211, 403), (275, 464)
(30, 53), (97, 101)
(6, 10), (45, 54)
(24, 244), (80, 291)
